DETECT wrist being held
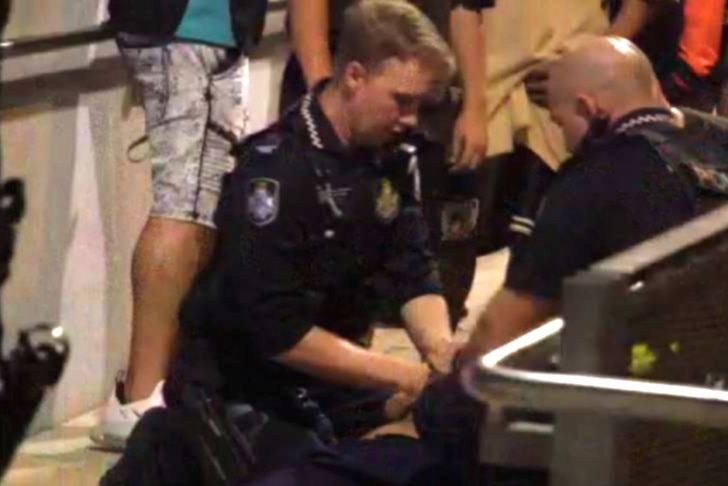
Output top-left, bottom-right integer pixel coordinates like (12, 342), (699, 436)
(397, 362), (431, 397)
(424, 339), (462, 375)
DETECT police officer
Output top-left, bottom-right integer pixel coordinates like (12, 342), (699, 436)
(460, 36), (702, 359)
(408, 38), (713, 485)
(282, 0), (496, 324)
(168, 0), (457, 444)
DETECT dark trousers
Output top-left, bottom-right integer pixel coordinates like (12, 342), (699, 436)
(101, 373), (480, 486)
(101, 408), (463, 486)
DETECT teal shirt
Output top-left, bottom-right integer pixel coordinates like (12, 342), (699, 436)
(176, 0), (236, 48)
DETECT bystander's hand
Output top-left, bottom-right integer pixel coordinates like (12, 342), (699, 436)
(450, 106), (488, 172)
(525, 61), (552, 108)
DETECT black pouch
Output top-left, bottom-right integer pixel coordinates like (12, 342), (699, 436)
(230, 0), (268, 55)
(107, 0), (188, 38)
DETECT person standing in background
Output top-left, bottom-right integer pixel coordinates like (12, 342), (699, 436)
(92, 0), (268, 449)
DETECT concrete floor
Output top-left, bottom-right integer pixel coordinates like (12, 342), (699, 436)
(4, 250), (509, 486)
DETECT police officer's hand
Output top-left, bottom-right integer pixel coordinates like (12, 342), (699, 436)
(425, 340), (465, 375)
(451, 106), (488, 172)
(384, 362), (431, 419)
(384, 390), (419, 420)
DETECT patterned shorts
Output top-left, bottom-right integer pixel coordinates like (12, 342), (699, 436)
(120, 42), (249, 228)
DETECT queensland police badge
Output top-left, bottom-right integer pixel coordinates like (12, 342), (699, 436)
(247, 178), (279, 226)
(375, 178), (400, 224)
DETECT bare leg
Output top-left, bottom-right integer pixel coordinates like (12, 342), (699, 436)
(124, 216), (215, 402)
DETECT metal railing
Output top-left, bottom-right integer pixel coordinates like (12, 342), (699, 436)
(0, 24), (114, 59)
(461, 319), (728, 430)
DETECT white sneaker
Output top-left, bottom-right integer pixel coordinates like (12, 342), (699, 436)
(90, 375), (165, 451)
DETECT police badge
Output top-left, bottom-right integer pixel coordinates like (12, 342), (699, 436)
(247, 178), (279, 226)
(374, 178), (400, 224)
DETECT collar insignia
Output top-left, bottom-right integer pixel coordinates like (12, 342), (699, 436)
(375, 178), (400, 224)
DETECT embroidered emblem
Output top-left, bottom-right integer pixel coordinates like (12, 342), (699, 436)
(247, 178), (279, 226)
(254, 144), (278, 155)
(375, 178), (400, 224)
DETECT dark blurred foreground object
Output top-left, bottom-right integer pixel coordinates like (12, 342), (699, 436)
(0, 181), (70, 476)
(0, 0), (70, 476)
(0, 0), (7, 38)
(0, 321), (70, 475)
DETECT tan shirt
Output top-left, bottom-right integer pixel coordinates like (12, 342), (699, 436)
(482, 0), (609, 169)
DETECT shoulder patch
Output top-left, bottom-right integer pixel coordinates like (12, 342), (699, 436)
(234, 127), (284, 159)
(251, 131), (283, 154)
(254, 143), (279, 155)
(247, 178), (280, 227)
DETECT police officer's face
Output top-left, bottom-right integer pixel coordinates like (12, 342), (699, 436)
(345, 57), (440, 146)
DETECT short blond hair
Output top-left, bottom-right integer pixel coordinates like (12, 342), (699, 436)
(334, 0), (455, 82)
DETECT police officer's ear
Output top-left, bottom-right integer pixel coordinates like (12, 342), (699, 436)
(575, 93), (607, 124)
(577, 93), (611, 138)
(342, 61), (369, 95)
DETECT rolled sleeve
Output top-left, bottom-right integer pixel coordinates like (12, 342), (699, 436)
(505, 190), (596, 301)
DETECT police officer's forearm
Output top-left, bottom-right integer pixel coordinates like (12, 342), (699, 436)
(289, 0), (333, 88)
(275, 326), (430, 396)
(401, 294), (453, 372)
(449, 6), (487, 114)
(460, 288), (558, 362)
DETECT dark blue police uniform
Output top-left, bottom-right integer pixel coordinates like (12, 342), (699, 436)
(506, 108), (700, 300)
(277, 0), (498, 324)
(411, 108), (707, 486)
(170, 80), (442, 439)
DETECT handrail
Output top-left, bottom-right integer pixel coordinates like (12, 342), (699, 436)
(0, 24), (114, 59)
(461, 319), (728, 429)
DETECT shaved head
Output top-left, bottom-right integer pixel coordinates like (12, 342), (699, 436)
(550, 36), (662, 109)
(547, 36), (667, 152)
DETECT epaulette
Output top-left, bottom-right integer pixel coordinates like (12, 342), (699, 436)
(233, 126), (285, 159)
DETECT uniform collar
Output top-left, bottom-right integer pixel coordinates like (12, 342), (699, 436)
(298, 79), (349, 154)
(611, 107), (676, 134)
(561, 107), (677, 173)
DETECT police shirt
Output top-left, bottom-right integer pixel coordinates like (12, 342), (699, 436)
(179, 81), (442, 396)
(506, 108), (699, 301)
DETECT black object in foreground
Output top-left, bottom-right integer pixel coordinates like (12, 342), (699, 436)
(0, 322), (70, 475)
